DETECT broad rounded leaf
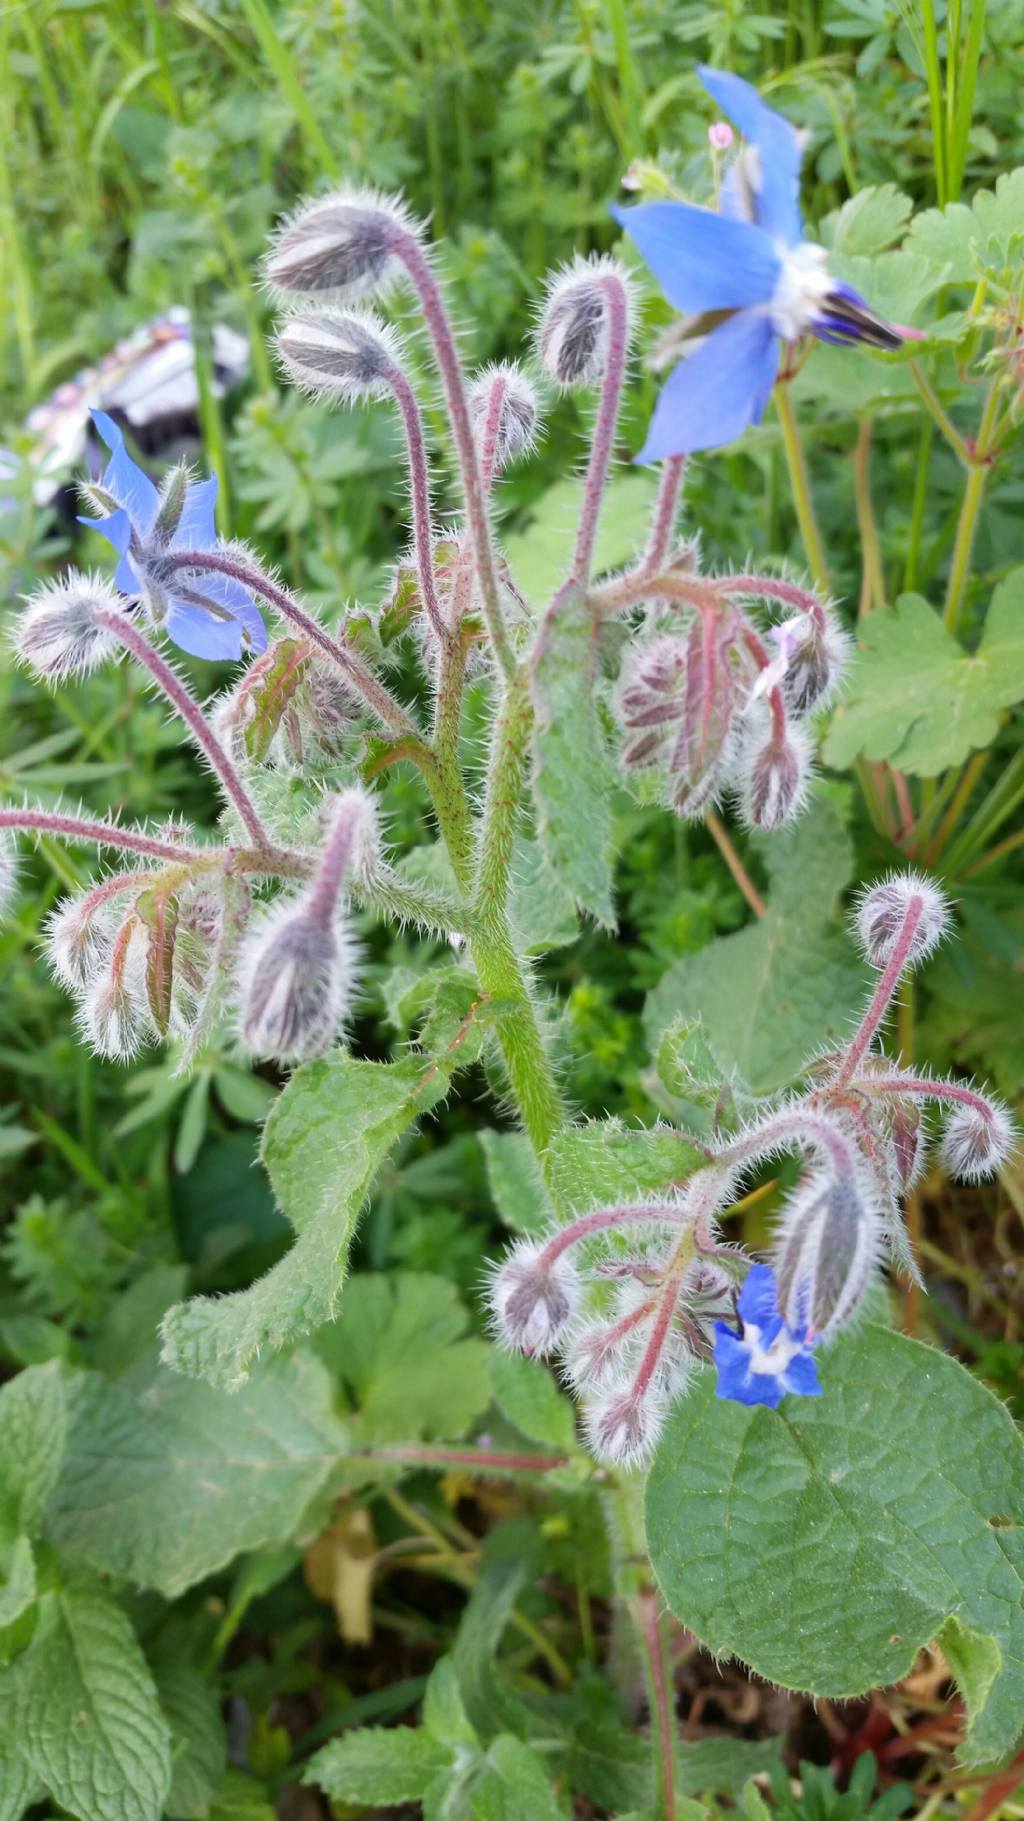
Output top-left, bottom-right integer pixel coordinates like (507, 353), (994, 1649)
(646, 1325), (1024, 1765)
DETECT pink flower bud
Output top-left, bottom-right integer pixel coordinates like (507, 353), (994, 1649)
(855, 872), (951, 970)
(708, 121), (734, 150)
(536, 255), (633, 389)
(469, 362), (540, 469)
(939, 1097), (1015, 1183)
(14, 573), (123, 682)
(276, 307), (405, 403)
(489, 1239), (579, 1358)
(264, 186), (422, 303)
(738, 719), (811, 830)
(584, 1381), (666, 1469)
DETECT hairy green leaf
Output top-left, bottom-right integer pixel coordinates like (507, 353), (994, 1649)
(547, 1119), (707, 1212)
(305, 1725), (453, 1806)
(824, 577), (1024, 776)
(316, 1272), (490, 1445)
(488, 1351), (577, 1452)
(531, 585), (616, 927)
(46, 1354), (345, 1597)
(647, 1326), (1024, 1764)
(0, 1362), (66, 1542)
(161, 1051), (462, 1389)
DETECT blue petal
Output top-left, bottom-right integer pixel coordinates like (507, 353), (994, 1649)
(78, 504), (133, 558)
(697, 66), (803, 246)
(165, 599), (248, 662)
(91, 409), (160, 534)
(187, 569), (268, 651)
(611, 201), (779, 315)
(169, 475), (219, 553)
(636, 309), (779, 461)
(713, 1326), (787, 1408)
(782, 1349), (822, 1398)
(737, 1263), (783, 1332)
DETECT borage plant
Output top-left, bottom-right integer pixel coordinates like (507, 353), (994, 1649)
(2, 69), (1023, 1821)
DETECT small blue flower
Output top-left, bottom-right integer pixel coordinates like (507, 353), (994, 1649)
(612, 66), (916, 460)
(713, 1263), (822, 1409)
(79, 411), (267, 662)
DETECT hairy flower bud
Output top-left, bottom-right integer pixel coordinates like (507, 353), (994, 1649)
(45, 886), (127, 990)
(939, 1097), (1015, 1183)
(779, 607), (851, 715)
(738, 718), (811, 831)
(0, 838), (16, 922)
(584, 1382), (666, 1469)
(469, 362), (540, 470)
(276, 307), (403, 402)
(264, 187), (420, 303)
(887, 1099), (927, 1192)
(618, 612), (743, 818)
(489, 1239), (579, 1358)
(536, 255), (633, 388)
(775, 1172), (879, 1337)
(856, 872), (951, 970)
(14, 573), (123, 682)
(240, 901), (355, 1063)
(78, 920), (151, 1062)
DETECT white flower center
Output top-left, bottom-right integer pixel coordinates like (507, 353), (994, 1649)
(769, 241), (832, 341)
(742, 1318), (802, 1379)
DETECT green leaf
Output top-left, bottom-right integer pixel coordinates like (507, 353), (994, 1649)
(470, 1735), (570, 1821)
(0, 1536), (37, 1666)
(506, 832), (580, 954)
(205, 1770), (276, 1821)
(423, 1656), (480, 1752)
(547, 1119), (707, 1212)
(905, 169), (1024, 282)
(240, 638), (310, 761)
(645, 798), (868, 1095)
(531, 585), (616, 927)
(488, 1351), (577, 1452)
(6, 1579), (172, 1821)
(503, 471), (657, 607)
(0, 1726), (37, 1821)
(161, 1051), (460, 1390)
(315, 1273), (490, 1446)
(46, 1354), (345, 1598)
(646, 1325), (1024, 1765)
(151, 1660), (227, 1819)
(453, 1520), (537, 1740)
(678, 1735), (785, 1797)
(479, 1129), (554, 1234)
(824, 577), (1024, 776)
(305, 1725), (453, 1806)
(822, 184), (914, 256)
(0, 1363), (66, 1541)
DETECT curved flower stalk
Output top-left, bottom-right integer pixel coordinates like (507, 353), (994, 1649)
(613, 66), (922, 458)
(488, 871), (1013, 1467)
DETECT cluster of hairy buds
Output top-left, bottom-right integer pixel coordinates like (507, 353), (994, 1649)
(616, 580), (845, 827)
(536, 254), (635, 389)
(217, 637), (361, 769)
(488, 871), (1014, 1469)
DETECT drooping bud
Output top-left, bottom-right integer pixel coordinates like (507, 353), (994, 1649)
(488, 1239), (579, 1358)
(855, 872), (951, 970)
(45, 884), (128, 990)
(774, 1172), (879, 1337)
(14, 573), (124, 682)
(468, 362), (540, 471)
(536, 254), (633, 389)
(79, 919), (152, 1062)
(264, 187), (421, 303)
(0, 838), (16, 922)
(154, 462), (190, 541)
(939, 1097), (1015, 1183)
(276, 307), (403, 403)
(738, 718), (811, 831)
(584, 1381), (666, 1469)
(240, 899), (356, 1063)
(779, 607), (851, 715)
(618, 611), (743, 819)
(887, 1098), (927, 1193)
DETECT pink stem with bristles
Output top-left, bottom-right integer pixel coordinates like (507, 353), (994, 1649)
(570, 273), (631, 586)
(834, 895), (925, 1087)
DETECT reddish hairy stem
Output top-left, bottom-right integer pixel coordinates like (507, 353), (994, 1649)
(388, 232), (513, 676)
(477, 371), (509, 491)
(642, 456), (686, 574)
(630, 1270), (684, 1404)
(855, 1074), (997, 1117)
(637, 1593), (678, 1821)
(718, 1108), (860, 1179)
(163, 552), (417, 737)
(305, 792), (368, 926)
(386, 363), (447, 643)
(0, 807), (205, 865)
(710, 572), (827, 636)
(835, 897), (925, 1087)
(570, 274), (631, 586)
(355, 1444), (571, 1473)
(538, 1202), (697, 1269)
(98, 611), (270, 850)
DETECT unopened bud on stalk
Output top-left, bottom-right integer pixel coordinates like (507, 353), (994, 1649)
(774, 1171), (879, 1337)
(14, 573), (124, 682)
(240, 902), (355, 1062)
(855, 872), (951, 970)
(264, 187), (422, 303)
(584, 1381), (666, 1469)
(276, 308), (404, 403)
(536, 254), (633, 388)
(939, 1097), (1015, 1183)
(45, 887), (125, 990)
(79, 921), (151, 1062)
(738, 718), (811, 830)
(468, 362), (540, 470)
(0, 838), (17, 922)
(887, 1099), (927, 1192)
(489, 1238), (579, 1358)
(779, 607), (851, 715)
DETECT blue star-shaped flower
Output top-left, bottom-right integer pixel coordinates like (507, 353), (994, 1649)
(713, 1263), (822, 1409)
(612, 66), (915, 460)
(79, 410), (267, 662)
